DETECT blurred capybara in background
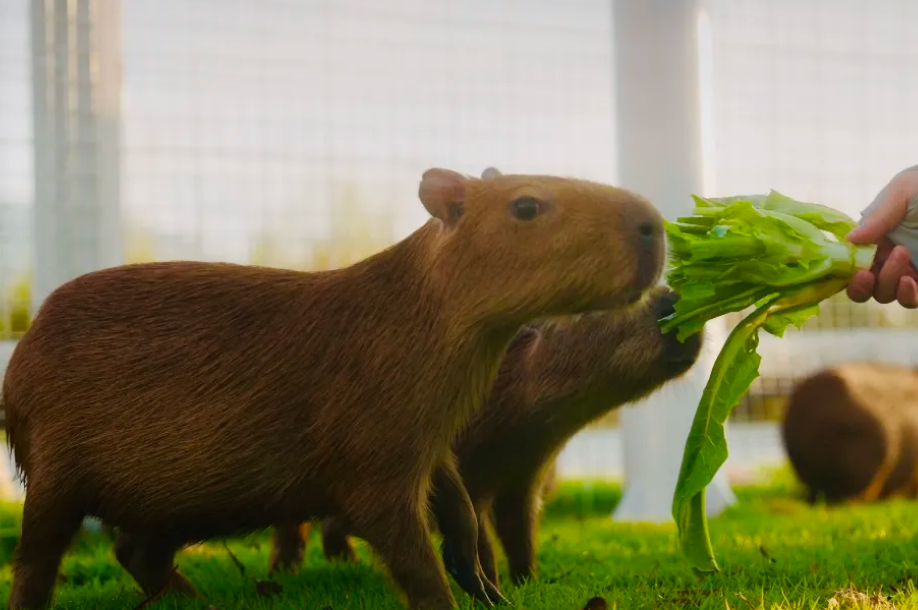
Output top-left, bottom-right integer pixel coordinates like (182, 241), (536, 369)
(2, 166), (665, 610)
(272, 285), (703, 588)
(781, 362), (918, 506)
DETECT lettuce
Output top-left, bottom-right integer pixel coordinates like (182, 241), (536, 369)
(661, 191), (877, 575)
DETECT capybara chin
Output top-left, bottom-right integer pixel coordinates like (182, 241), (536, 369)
(275, 284), (702, 588)
(2, 166), (665, 610)
(781, 362), (918, 506)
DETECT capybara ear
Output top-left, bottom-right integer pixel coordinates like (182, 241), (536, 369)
(481, 167), (502, 180)
(419, 168), (469, 227)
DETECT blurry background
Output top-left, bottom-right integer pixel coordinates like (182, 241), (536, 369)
(2, 0), (918, 488)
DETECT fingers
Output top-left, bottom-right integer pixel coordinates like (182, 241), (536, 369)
(847, 167), (918, 244)
(846, 245), (918, 308)
(846, 269), (876, 303)
(874, 245), (913, 303)
(845, 166), (918, 305)
(897, 276), (918, 309)
(847, 183), (909, 244)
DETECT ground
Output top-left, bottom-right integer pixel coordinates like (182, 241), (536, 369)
(0, 468), (916, 609)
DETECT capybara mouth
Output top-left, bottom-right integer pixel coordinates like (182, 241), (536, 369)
(663, 330), (702, 376)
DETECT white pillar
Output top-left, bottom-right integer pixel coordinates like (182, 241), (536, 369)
(30, 0), (124, 313)
(611, 0), (735, 522)
(13, 0), (123, 519)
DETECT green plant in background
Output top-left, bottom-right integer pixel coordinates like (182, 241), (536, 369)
(0, 272), (31, 341)
(660, 191), (877, 576)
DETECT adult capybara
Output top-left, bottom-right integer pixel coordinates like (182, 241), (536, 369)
(2, 166), (665, 610)
(271, 284), (702, 588)
(782, 362), (918, 506)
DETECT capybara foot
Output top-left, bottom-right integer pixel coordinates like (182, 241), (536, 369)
(323, 538), (357, 563)
(482, 576), (510, 607)
(441, 539), (499, 607)
(268, 524), (308, 576)
(359, 510), (457, 610)
(268, 546), (304, 576)
(321, 518), (357, 563)
(156, 570), (203, 600)
(508, 569), (534, 588)
(114, 531), (201, 600)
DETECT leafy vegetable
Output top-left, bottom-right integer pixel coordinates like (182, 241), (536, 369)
(661, 191), (877, 575)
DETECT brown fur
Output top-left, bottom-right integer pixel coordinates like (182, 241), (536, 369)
(271, 285), (702, 588)
(781, 363), (918, 506)
(2, 167), (665, 610)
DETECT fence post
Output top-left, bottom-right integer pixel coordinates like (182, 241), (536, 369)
(610, 0), (736, 522)
(30, 0), (123, 313)
(7, 0), (124, 509)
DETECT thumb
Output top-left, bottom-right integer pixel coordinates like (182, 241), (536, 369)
(846, 184), (909, 244)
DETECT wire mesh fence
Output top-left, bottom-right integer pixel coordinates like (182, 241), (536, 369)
(2, 0), (918, 485)
(710, 0), (918, 433)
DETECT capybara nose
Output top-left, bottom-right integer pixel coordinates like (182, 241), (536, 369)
(638, 221), (657, 240)
(631, 208), (665, 296)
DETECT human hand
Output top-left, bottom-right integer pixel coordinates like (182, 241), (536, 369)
(846, 166), (918, 309)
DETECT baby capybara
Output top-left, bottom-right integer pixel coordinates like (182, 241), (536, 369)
(271, 284), (702, 589)
(782, 362), (918, 506)
(2, 166), (665, 610)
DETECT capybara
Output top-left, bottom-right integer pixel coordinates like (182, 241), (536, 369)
(271, 284), (702, 588)
(2, 166), (665, 610)
(782, 362), (918, 506)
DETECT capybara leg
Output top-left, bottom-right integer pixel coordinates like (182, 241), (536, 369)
(476, 514), (500, 591)
(113, 532), (200, 600)
(491, 493), (537, 586)
(8, 492), (83, 610)
(432, 461), (505, 606)
(360, 508), (457, 610)
(321, 517), (357, 563)
(268, 522), (312, 576)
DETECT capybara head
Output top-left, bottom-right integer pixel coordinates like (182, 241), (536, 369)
(418, 167), (665, 323)
(531, 285), (703, 409)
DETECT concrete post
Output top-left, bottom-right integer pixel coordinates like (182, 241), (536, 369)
(30, 0), (123, 313)
(611, 0), (736, 522)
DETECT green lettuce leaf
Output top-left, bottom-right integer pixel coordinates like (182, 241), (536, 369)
(672, 295), (776, 574)
(662, 190), (877, 575)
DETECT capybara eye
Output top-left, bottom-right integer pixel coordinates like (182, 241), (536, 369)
(510, 197), (541, 221)
(448, 202), (464, 222)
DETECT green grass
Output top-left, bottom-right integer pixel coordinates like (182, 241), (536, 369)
(0, 468), (917, 609)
